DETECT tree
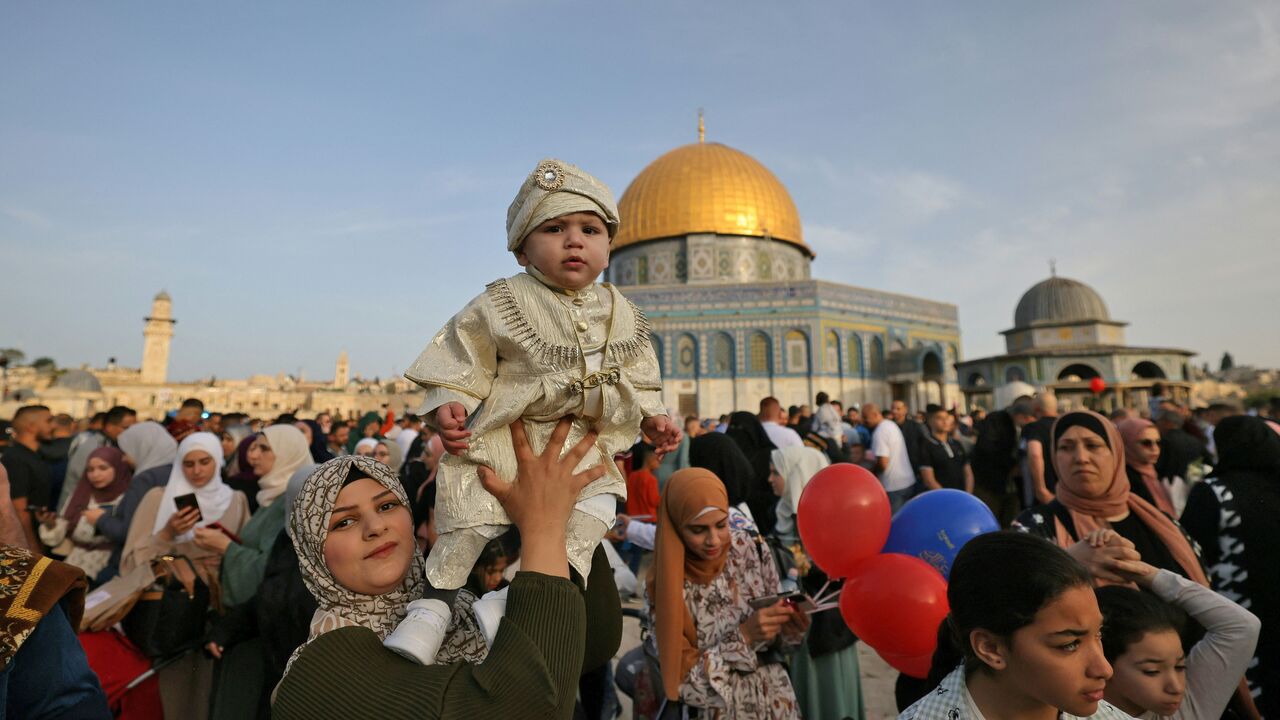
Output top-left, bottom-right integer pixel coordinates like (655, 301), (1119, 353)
(31, 357), (56, 372)
(1220, 352), (1235, 372)
(0, 348), (25, 366)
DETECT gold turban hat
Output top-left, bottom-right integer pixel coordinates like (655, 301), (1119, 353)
(506, 158), (620, 254)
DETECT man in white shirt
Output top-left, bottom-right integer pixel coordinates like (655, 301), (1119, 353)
(394, 414), (423, 457)
(863, 403), (916, 513)
(757, 396), (803, 449)
(811, 392), (845, 452)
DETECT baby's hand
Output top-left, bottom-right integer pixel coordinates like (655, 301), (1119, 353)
(436, 402), (472, 455)
(641, 415), (682, 458)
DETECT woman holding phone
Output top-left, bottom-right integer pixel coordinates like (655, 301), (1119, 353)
(120, 431), (251, 720)
(642, 468), (808, 719)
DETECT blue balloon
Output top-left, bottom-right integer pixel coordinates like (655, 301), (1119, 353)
(882, 489), (998, 579)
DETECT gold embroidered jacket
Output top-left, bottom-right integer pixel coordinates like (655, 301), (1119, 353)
(404, 272), (665, 565)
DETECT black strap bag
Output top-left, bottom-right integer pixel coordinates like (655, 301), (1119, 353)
(121, 554), (211, 658)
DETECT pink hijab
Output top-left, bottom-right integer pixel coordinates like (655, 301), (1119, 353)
(1117, 418), (1176, 516)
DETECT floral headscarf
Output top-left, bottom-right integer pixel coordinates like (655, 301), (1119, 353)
(284, 455), (425, 676)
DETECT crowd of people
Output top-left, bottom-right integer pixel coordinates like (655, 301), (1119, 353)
(2, 388), (1275, 719)
(2, 148), (1277, 720)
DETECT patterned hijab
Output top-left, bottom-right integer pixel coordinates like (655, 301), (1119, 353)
(287, 456), (425, 658)
(650, 468), (731, 701)
(62, 446), (132, 521)
(1050, 410), (1208, 586)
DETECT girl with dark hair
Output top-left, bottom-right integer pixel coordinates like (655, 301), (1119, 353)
(1093, 530), (1258, 719)
(900, 531), (1127, 719)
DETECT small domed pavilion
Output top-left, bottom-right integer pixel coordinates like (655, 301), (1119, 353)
(956, 273), (1194, 412)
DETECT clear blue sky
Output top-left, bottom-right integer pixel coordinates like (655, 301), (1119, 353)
(3, 2), (1278, 381)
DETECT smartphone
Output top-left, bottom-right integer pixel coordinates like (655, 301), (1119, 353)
(208, 521), (242, 544)
(173, 493), (203, 521)
(748, 591), (805, 610)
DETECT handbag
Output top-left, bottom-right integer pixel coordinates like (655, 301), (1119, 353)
(79, 561), (156, 633)
(121, 555), (211, 658)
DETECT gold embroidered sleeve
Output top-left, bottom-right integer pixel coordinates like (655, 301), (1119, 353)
(404, 293), (498, 420)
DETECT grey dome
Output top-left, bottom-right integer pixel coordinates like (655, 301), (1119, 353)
(51, 369), (103, 393)
(1013, 276), (1111, 328)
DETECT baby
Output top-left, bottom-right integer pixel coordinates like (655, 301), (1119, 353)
(406, 158), (680, 589)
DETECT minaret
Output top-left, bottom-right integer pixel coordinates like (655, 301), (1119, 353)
(334, 350), (350, 388)
(141, 291), (176, 384)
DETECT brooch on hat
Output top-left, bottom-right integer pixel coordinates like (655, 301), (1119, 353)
(533, 160), (565, 191)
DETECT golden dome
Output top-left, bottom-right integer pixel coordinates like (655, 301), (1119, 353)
(613, 141), (809, 256)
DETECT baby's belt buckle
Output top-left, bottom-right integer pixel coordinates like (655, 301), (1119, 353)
(569, 367), (621, 395)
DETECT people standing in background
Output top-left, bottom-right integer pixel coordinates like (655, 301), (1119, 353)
(1181, 415), (1280, 716)
(372, 439), (402, 475)
(89, 421), (179, 582)
(919, 405), (973, 493)
(121, 432), (251, 720)
(889, 400), (926, 479)
(1021, 393), (1060, 506)
(35, 447), (131, 584)
(1117, 418), (1177, 516)
(758, 396), (803, 449)
(101, 405), (137, 446)
(3, 404), (55, 552)
(58, 411), (108, 512)
(845, 405), (872, 448)
(811, 392), (846, 461)
(1147, 382), (1168, 419)
(1199, 402), (1240, 463)
(1154, 406), (1207, 487)
(862, 403), (916, 513)
(971, 397), (1035, 527)
(724, 411), (781, 535)
(394, 414), (422, 458)
(40, 413), (75, 506)
(325, 421), (350, 459)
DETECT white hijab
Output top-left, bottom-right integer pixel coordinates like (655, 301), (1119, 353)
(771, 446), (830, 541)
(257, 425), (313, 508)
(153, 432), (233, 542)
(118, 421), (179, 473)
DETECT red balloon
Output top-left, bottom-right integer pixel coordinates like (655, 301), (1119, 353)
(1089, 377), (1106, 394)
(879, 649), (933, 679)
(839, 553), (949, 659)
(797, 464), (890, 578)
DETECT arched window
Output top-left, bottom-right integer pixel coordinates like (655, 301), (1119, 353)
(676, 334), (698, 378)
(784, 330), (809, 374)
(711, 333), (735, 377)
(748, 332), (772, 375)
(650, 334), (664, 375)
(825, 331), (841, 376)
(868, 336), (885, 377)
(1005, 366), (1027, 383)
(848, 335), (864, 377)
(967, 372), (988, 387)
(1131, 361), (1166, 380)
(1057, 363), (1101, 381)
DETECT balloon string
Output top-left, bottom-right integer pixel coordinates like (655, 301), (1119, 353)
(809, 584), (839, 607)
(813, 578), (832, 601)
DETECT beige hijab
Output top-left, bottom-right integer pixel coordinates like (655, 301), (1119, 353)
(256, 425), (313, 508)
